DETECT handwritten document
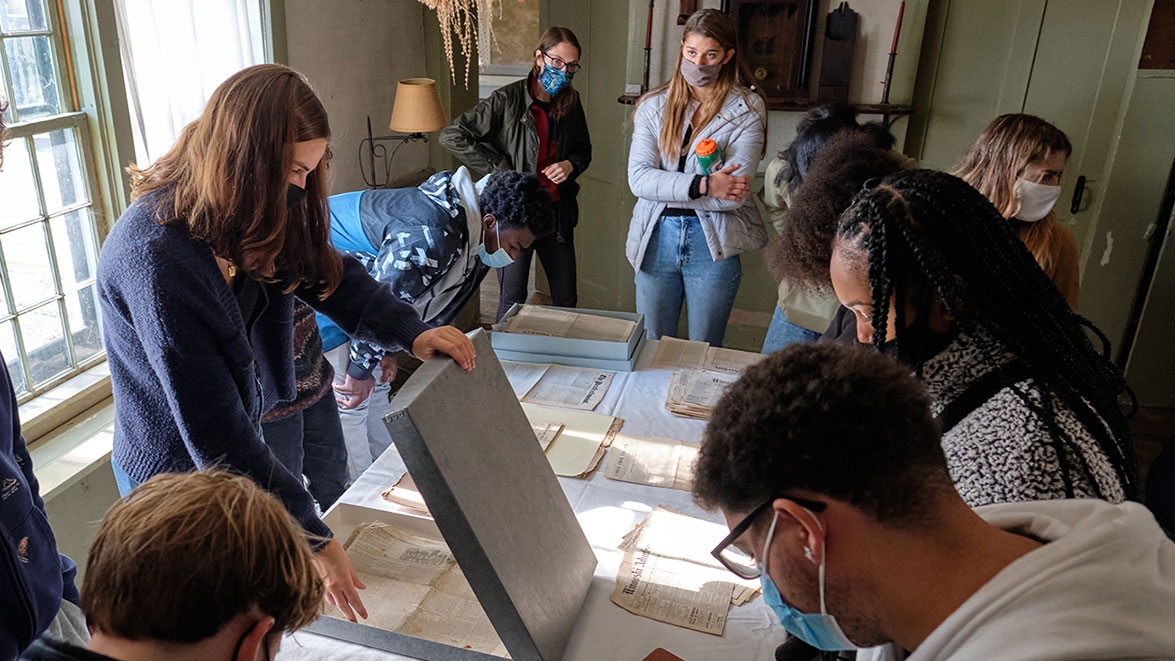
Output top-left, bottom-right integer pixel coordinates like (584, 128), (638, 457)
(604, 434), (697, 491)
(331, 523), (509, 657)
(610, 507), (759, 635)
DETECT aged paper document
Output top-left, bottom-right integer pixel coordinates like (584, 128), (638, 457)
(521, 365), (616, 411)
(381, 473), (430, 515)
(331, 523), (509, 657)
(610, 507), (759, 636)
(651, 338), (765, 375)
(521, 403), (622, 477)
(499, 360), (550, 398)
(531, 420), (562, 451)
(504, 305), (635, 342)
(665, 369), (741, 420)
(604, 434), (697, 491)
(649, 337), (709, 370)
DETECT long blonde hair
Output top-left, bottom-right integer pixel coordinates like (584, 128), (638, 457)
(642, 9), (761, 163)
(953, 114), (1072, 274)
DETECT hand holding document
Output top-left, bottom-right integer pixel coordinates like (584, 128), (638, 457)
(604, 434), (698, 491)
(331, 523), (509, 657)
(610, 507), (760, 635)
(665, 369), (741, 420)
(651, 337), (765, 375)
(505, 304), (636, 342)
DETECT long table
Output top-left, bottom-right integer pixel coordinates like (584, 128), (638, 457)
(278, 340), (783, 660)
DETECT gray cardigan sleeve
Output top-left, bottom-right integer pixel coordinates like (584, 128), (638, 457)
(627, 92), (767, 213)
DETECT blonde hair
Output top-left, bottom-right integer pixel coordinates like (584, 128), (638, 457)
(81, 470), (324, 642)
(641, 9), (762, 163)
(953, 113), (1072, 274)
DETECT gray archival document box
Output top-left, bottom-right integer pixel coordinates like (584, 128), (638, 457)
(309, 329), (597, 660)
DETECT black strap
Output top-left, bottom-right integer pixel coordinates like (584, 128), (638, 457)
(676, 125), (694, 172)
(936, 360), (1034, 435)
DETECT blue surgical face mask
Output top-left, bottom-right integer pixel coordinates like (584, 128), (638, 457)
(538, 63), (573, 96)
(757, 510), (858, 651)
(478, 221), (514, 268)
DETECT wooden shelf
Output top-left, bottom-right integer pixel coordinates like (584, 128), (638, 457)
(616, 93), (912, 124)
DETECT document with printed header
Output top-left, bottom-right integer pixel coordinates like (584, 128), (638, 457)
(504, 304), (636, 342)
(604, 434), (698, 491)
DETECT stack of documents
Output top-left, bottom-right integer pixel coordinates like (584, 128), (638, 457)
(649, 337), (765, 374)
(491, 304), (646, 372)
(664, 368), (741, 420)
(610, 507), (759, 635)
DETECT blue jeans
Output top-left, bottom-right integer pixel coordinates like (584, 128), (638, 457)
(635, 215), (741, 347)
(111, 459), (140, 497)
(761, 306), (822, 354)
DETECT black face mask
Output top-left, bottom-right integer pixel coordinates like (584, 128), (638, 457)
(286, 183), (307, 210)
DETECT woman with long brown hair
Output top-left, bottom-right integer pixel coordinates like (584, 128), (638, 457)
(97, 64), (474, 622)
(954, 114), (1080, 309)
(626, 9), (767, 346)
(441, 26), (591, 319)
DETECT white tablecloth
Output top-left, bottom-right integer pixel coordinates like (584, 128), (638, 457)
(279, 340), (782, 660)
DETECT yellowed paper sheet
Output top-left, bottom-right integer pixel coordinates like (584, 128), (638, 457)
(703, 347), (765, 375)
(522, 403), (620, 477)
(505, 305), (578, 337)
(522, 365), (615, 411)
(610, 546), (735, 636)
(650, 337), (709, 370)
(565, 313), (635, 342)
(665, 369), (740, 419)
(499, 360), (551, 398)
(381, 473), (430, 515)
(531, 420), (562, 451)
(332, 523), (508, 657)
(604, 434), (697, 491)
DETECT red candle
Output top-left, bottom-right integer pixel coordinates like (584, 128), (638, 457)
(890, 1), (906, 54)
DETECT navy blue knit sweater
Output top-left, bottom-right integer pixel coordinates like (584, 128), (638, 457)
(97, 191), (430, 540)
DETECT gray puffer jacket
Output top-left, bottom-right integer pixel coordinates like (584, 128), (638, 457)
(625, 88), (767, 269)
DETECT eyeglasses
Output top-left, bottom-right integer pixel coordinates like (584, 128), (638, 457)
(542, 52), (581, 74)
(711, 495), (827, 580)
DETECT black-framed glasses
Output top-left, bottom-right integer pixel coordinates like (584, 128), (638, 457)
(542, 51), (581, 74)
(711, 495), (827, 579)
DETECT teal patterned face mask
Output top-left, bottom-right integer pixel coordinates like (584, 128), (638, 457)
(538, 63), (573, 96)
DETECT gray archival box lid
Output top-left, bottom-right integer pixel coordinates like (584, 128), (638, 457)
(310, 329), (597, 660)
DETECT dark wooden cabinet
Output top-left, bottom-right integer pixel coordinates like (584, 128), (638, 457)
(728, 0), (818, 103)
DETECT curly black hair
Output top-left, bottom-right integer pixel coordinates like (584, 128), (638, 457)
(767, 130), (909, 289)
(478, 170), (555, 239)
(835, 169), (1139, 500)
(693, 341), (955, 526)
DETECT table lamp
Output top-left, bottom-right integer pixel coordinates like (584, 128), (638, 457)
(361, 77), (448, 188)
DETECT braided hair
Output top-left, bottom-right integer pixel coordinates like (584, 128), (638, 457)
(835, 169), (1139, 500)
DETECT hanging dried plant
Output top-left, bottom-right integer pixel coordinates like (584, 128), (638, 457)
(418, 0), (499, 87)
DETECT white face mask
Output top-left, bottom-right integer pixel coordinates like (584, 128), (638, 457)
(1013, 178), (1062, 222)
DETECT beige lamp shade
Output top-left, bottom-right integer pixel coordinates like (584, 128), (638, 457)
(388, 78), (448, 133)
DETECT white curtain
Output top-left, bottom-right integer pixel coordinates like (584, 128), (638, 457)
(115, 0), (265, 166)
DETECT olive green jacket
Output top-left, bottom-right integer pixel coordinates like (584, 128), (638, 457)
(439, 76), (591, 241)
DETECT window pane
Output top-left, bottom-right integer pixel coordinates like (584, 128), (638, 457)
(0, 0), (50, 33)
(49, 209), (97, 287)
(5, 35), (60, 120)
(0, 320), (26, 395)
(2, 222), (55, 309)
(0, 137), (41, 229)
(35, 128), (87, 213)
(64, 284), (100, 363)
(21, 302), (69, 386)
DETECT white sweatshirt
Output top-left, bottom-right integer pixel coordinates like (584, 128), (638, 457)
(864, 499), (1175, 660)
